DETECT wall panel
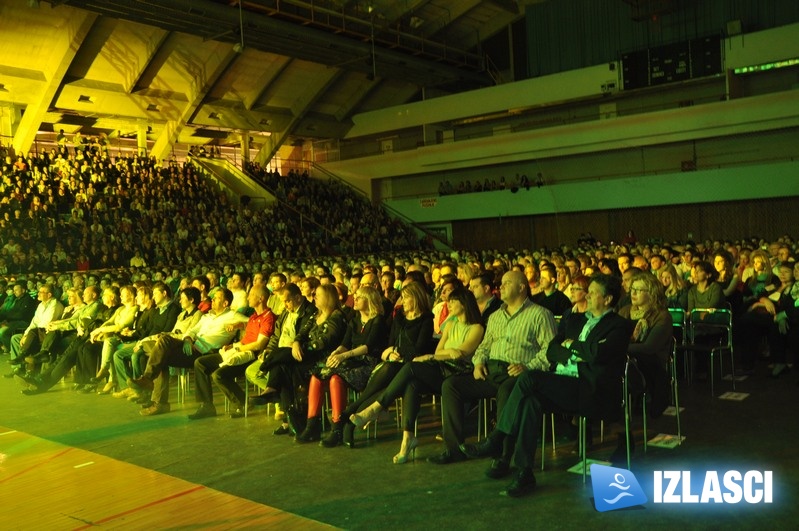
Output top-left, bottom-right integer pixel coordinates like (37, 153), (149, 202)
(450, 196), (799, 251)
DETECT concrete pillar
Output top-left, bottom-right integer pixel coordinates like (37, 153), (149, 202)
(137, 122), (149, 157)
(240, 132), (250, 165)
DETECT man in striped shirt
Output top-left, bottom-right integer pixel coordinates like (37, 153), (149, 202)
(430, 270), (557, 470)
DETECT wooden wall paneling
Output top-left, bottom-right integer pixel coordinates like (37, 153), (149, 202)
(450, 197), (799, 252)
(452, 216), (534, 251)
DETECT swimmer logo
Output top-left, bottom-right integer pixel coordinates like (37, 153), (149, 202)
(591, 464), (648, 512)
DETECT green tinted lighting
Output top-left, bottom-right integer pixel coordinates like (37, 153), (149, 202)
(734, 58), (799, 74)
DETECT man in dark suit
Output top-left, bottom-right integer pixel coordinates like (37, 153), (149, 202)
(461, 274), (632, 498)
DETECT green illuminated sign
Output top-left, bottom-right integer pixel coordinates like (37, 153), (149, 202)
(734, 58), (799, 74)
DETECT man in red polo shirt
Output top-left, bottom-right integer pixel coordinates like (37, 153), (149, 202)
(188, 286), (275, 419)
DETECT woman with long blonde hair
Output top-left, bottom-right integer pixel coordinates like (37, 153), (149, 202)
(339, 281), (434, 447)
(618, 272), (672, 417)
(659, 264), (687, 310)
(315, 286), (388, 447)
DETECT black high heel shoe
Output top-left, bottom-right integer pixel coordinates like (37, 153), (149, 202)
(89, 367), (109, 384)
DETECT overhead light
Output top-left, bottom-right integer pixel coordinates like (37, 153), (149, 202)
(0, 84), (8, 93)
(209, 112), (220, 119)
(146, 103), (159, 112)
(78, 95), (93, 103)
(410, 16), (424, 29)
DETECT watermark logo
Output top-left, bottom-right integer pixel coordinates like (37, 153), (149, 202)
(654, 471), (772, 504)
(591, 464), (648, 512)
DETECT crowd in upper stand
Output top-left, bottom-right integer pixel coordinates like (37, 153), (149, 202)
(438, 173), (540, 196)
(0, 142), (425, 277)
(245, 162), (423, 255)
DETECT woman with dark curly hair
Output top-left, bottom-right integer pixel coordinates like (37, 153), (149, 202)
(687, 261), (723, 312)
(351, 287), (485, 463)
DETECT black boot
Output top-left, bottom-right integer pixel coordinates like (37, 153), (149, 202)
(320, 420), (344, 448)
(295, 416), (322, 443)
(342, 421), (356, 448)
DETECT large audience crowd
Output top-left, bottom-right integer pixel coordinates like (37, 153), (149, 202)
(0, 144), (424, 276)
(2, 140), (798, 497)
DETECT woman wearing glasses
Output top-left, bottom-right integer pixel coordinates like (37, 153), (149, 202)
(565, 275), (590, 317)
(618, 272), (672, 418)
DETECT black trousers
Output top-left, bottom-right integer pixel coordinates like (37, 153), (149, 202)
(75, 340), (103, 383)
(40, 334), (90, 390)
(377, 361), (448, 432)
(342, 361), (404, 419)
(440, 360), (517, 456)
(497, 371), (580, 470)
(194, 353), (247, 408)
(735, 309), (773, 367)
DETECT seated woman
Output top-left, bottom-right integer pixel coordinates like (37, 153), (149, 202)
(94, 284), (155, 394)
(659, 264), (688, 310)
(687, 261), (723, 312)
(77, 285), (138, 393)
(713, 250), (742, 312)
(564, 275), (589, 317)
(737, 248), (754, 283)
(300, 276), (320, 303)
(351, 287), (484, 463)
(279, 283), (347, 440)
(597, 258), (621, 278)
(338, 281), (434, 447)
(555, 265), (573, 296)
(618, 272), (672, 418)
(311, 286), (388, 448)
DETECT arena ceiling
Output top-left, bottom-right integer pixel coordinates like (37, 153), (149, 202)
(0, 0), (535, 159)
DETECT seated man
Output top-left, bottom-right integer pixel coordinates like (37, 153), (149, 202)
(133, 288), (247, 416)
(119, 286), (203, 401)
(460, 274), (633, 497)
(227, 271), (250, 313)
(266, 273), (287, 316)
(530, 264), (571, 317)
(190, 286), (275, 420)
(25, 287), (87, 370)
(7, 284), (64, 376)
(109, 282), (180, 397)
(245, 283), (317, 434)
(18, 287), (115, 394)
(468, 273), (502, 326)
(430, 270), (557, 465)
(0, 281), (36, 354)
